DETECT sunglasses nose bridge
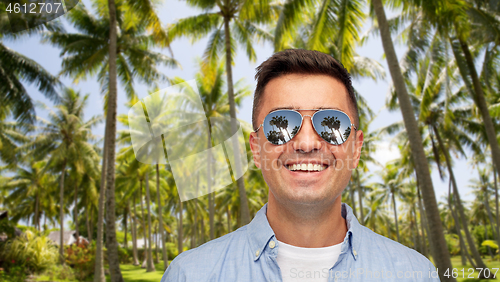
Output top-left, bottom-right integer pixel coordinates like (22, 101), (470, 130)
(291, 113), (322, 151)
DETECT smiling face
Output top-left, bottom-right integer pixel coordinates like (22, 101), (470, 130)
(249, 73), (364, 209)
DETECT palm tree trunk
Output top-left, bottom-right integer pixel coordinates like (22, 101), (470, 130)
(132, 192), (139, 266)
(90, 209), (94, 241)
(483, 181), (497, 244)
(416, 182), (429, 258)
(356, 170), (364, 224)
(433, 126), (488, 274)
(74, 183), (79, 241)
(59, 160), (67, 265)
(194, 199), (198, 248)
(207, 127), (214, 240)
(348, 184), (357, 218)
(139, 180), (147, 268)
(154, 224), (159, 264)
(371, 1), (454, 279)
(391, 191), (400, 243)
(178, 200), (183, 255)
(35, 193), (40, 231)
(94, 138), (107, 282)
(156, 164), (168, 269)
(223, 15), (250, 226)
(200, 212), (205, 244)
(227, 205), (231, 233)
(337, 129), (345, 143)
(448, 178), (473, 267)
(104, 0), (123, 279)
(495, 167), (500, 248)
(412, 210), (417, 250)
(123, 208), (128, 247)
(485, 222), (494, 259)
(145, 173), (155, 272)
(191, 230), (195, 249)
(86, 204), (92, 242)
(458, 38), (500, 178)
(209, 192), (214, 240)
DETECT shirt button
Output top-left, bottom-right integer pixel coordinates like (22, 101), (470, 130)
(269, 241), (276, 249)
(353, 249), (358, 256)
(255, 250), (260, 257)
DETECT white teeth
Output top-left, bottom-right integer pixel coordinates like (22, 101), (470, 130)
(287, 164), (327, 171)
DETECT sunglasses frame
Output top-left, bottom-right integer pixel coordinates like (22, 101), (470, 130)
(254, 109), (358, 145)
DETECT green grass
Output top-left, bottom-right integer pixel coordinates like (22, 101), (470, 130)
(117, 261), (167, 282)
(34, 261), (168, 282)
(33, 257), (500, 281)
(449, 256), (500, 281)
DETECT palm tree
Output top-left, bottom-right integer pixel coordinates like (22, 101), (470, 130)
(144, 171), (155, 272)
(117, 108), (176, 269)
(450, 2), (500, 179)
(29, 88), (100, 264)
(364, 186), (390, 235)
(375, 161), (407, 243)
(320, 118), (337, 144)
(4, 159), (56, 231)
(168, 0), (276, 226)
(385, 27), (489, 269)
(45, 1), (176, 279)
(370, 0), (455, 278)
(1, 19), (62, 124)
(469, 168), (498, 245)
(169, 59), (251, 238)
(0, 110), (29, 168)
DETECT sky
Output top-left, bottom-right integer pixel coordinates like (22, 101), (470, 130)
(2, 0), (483, 228)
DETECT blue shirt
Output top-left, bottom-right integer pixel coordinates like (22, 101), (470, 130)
(161, 203), (440, 281)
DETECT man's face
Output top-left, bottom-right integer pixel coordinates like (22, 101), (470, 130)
(249, 73), (364, 208)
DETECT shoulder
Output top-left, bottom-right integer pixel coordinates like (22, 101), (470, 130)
(161, 226), (249, 282)
(358, 225), (434, 269)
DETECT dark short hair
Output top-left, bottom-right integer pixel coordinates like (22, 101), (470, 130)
(252, 49), (358, 131)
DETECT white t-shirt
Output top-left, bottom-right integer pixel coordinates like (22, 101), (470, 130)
(276, 240), (342, 282)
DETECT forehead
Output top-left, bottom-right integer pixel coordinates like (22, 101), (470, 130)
(260, 73), (351, 116)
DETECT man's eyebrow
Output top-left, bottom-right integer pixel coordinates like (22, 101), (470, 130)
(267, 106), (343, 112)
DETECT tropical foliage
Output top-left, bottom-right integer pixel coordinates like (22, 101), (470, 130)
(1, 0), (500, 282)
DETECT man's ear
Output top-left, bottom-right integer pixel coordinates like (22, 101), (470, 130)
(351, 129), (364, 169)
(249, 132), (261, 169)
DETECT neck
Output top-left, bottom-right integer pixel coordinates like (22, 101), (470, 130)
(266, 195), (347, 248)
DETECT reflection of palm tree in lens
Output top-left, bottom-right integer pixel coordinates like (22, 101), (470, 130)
(331, 116), (345, 143)
(280, 116), (291, 140)
(320, 118), (337, 144)
(320, 131), (333, 143)
(278, 131), (285, 143)
(322, 116), (344, 143)
(271, 116), (291, 141)
(267, 130), (286, 144)
(267, 131), (279, 144)
(291, 125), (299, 137)
(343, 127), (351, 141)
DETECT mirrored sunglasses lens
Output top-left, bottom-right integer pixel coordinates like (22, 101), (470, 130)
(263, 110), (302, 145)
(312, 110), (352, 145)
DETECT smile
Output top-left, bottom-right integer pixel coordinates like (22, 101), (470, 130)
(285, 163), (328, 172)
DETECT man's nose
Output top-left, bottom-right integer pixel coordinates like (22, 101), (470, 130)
(291, 116), (322, 153)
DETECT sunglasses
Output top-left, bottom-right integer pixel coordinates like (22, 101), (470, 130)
(255, 109), (357, 145)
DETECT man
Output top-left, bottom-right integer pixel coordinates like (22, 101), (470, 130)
(161, 49), (439, 281)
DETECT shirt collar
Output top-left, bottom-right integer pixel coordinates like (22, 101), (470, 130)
(246, 203), (362, 261)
